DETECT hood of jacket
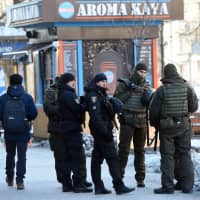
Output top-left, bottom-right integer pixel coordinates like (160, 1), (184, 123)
(7, 85), (25, 97)
(160, 74), (186, 84)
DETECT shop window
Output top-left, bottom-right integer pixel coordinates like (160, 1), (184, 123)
(38, 49), (55, 98)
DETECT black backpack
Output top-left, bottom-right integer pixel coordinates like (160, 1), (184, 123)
(43, 86), (60, 117)
(3, 95), (30, 134)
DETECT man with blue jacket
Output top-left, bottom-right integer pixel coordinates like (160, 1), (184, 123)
(0, 74), (37, 190)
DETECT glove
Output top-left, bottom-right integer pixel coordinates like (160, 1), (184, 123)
(129, 82), (137, 90)
(141, 89), (153, 106)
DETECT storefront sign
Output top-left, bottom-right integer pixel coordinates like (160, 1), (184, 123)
(76, 2), (169, 19)
(44, 0), (183, 22)
(0, 41), (27, 56)
(8, 0), (183, 27)
(7, 1), (41, 25)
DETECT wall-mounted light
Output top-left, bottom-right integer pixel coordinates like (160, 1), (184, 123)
(48, 27), (57, 36)
(26, 30), (38, 38)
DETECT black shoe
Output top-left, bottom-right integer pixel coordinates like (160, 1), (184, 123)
(17, 183), (24, 190)
(174, 182), (181, 190)
(84, 181), (92, 187)
(95, 187), (112, 195)
(73, 184), (93, 193)
(116, 185), (135, 195)
(57, 176), (62, 183)
(137, 181), (145, 188)
(182, 189), (193, 193)
(6, 177), (13, 187)
(154, 187), (174, 194)
(62, 185), (73, 192)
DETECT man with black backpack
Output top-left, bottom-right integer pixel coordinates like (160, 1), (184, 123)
(0, 74), (37, 190)
(43, 77), (64, 183)
(44, 73), (92, 193)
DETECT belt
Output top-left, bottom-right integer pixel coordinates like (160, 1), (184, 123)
(124, 111), (146, 118)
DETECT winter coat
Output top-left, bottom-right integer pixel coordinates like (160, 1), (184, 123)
(84, 81), (114, 142)
(57, 84), (85, 134)
(0, 85), (38, 142)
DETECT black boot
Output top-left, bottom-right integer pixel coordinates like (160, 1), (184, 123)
(113, 180), (135, 195)
(182, 188), (193, 193)
(84, 180), (92, 187)
(95, 186), (112, 195)
(174, 182), (181, 190)
(154, 187), (174, 194)
(62, 184), (73, 192)
(137, 180), (145, 188)
(116, 185), (135, 195)
(73, 184), (93, 193)
(6, 177), (13, 187)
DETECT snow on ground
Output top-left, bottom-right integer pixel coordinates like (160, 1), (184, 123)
(0, 138), (199, 200)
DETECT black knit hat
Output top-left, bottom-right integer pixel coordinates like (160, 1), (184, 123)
(60, 73), (75, 84)
(93, 73), (107, 83)
(10, 74), (23, 85)
(135, 63), (148, 71)
(164, 64), (178, 77)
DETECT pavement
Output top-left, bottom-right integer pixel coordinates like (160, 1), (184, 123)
(0, 141), (199, 200)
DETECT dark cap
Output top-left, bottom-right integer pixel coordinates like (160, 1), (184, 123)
(164, 63), (178, 77)
(93, 73), (107, 83)
(135, 63), (148, 71)
(60, 73), (75, 84)
(10, 74), (23, 85)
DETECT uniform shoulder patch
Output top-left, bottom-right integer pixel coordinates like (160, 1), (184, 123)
(90, 96), (97, 103)
(75, 98), (80, 104)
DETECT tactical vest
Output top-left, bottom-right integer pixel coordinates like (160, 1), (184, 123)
(121, 79), (146, 113)
(161, 83), (188, 117)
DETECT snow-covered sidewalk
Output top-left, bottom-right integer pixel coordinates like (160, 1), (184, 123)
(0, 139), (199, 200)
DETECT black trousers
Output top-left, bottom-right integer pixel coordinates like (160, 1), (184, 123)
(49, 132), (86, 186)
(160, 128), (194, 191)
(91, 136), (123, 189)
(5, 140), (28, 183)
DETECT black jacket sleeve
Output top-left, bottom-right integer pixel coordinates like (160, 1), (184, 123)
(187, 85), (198, 113)
(149, 87), (163, 129)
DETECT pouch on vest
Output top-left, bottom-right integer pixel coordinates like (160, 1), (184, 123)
(124, 113), (146, 128)
(159, 117), (188, 130)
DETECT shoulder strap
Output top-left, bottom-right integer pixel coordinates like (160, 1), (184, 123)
(118, 78), (131, 88)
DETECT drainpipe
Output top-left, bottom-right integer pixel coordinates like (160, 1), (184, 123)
(160, 22), (165, 74)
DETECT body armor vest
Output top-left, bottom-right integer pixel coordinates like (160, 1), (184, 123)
(122, 79), (146, 113)
(161, 83), (188, 117)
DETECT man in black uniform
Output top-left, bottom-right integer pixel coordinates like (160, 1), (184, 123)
(55, 73), (92, 193)
(149, 64), (198, 194)
(45, 77), (63, 183)
(84, 73), (135, 195)
(45, 77), (92, 189)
